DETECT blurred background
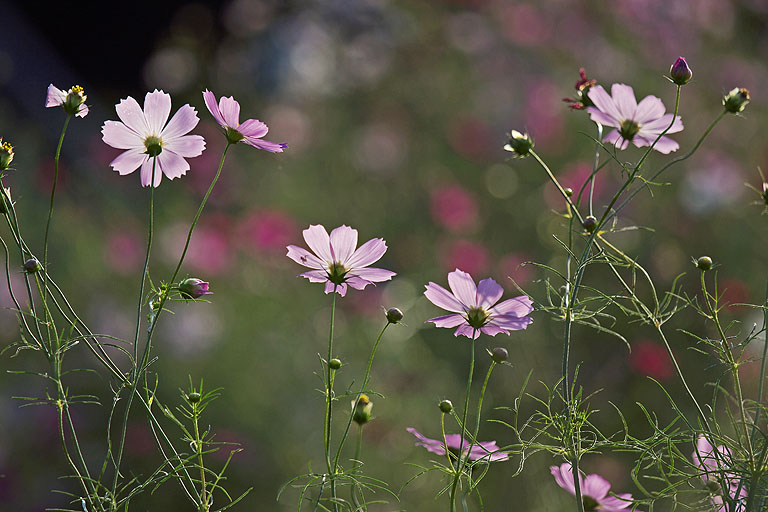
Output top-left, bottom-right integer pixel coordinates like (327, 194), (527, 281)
(1, 0), (768, 510)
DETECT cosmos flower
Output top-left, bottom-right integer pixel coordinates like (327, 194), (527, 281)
(102, 90), (206, 187)
(692, 435), (746, 511)
(551, 463), (638, 511)
(424, 269), (532, 339)
(406, 427), (509, 462)
(46, 84), (89, 118)
(286, 224), (395, 297)
(202, 90), (287, 152)
(586, 84), (683, 154)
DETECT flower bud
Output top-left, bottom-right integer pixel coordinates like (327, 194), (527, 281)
(491, 347), (509, 363)
(503, 130), (534, 158)
(564, 187), (574, 197)
(23, 258), (41, 273)
(669, 57), (692, 85)
(352, 394), (373, 425)
(187, 392), (201, 403)
(439, 399), (453, 413)
(723, 88), (749, 114)
(582, 215), (597, 233)
(0, 139), (14, 171)
(386, 307), (404, 324)
(329, 358), (342, 370)
(696, 256), (713, 271)
(63, 85), (87, 116)
(178, 278), (212, 299)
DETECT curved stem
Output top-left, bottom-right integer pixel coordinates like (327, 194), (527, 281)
(449, 337), (476, 511)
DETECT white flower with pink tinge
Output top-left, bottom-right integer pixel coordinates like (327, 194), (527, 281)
(286, 225), (396, 297)
(551, 463), (639, 511)
(407, 427), (509, 463)
(203, 90), (287, 152)
(424, 269), (532, 339)
(586, 84), (683, 154)
(102, 90), (206, 187)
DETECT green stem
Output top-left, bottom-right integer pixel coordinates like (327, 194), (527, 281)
(469, 362), (496, 460)
(324, 291), (339, 511)
(194, 407), (208, 511)
(449, 337), (475, 512)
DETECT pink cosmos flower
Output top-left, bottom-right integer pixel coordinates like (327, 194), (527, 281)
(46, 84), (89, 118)
(551, 463), (638, 511)
(406, 428), (509, 462)
(586, 84), (683, 154)
(202, 90), (287, 152)
(424, 269), (532, 339)
(101, 90), (206, 187)
(692, 435), (747, 511)
(286, 225), (395, 297)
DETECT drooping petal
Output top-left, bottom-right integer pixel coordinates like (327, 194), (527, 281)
(597, 494), (634, 510)
(447, 269), (478, 308)
(238, 119), (269, 138)
(480, 324), (508, 336)
(218, 95), (241, 128)
(46, 84), (66, 107)
(165, 134), (206, 158)
(587, 85), (622, 123)
(586, 107), (620, 128)
(444, 434), (467, 451)
(329, 225), (358, 263)
(424, 282), (466, 313)
(488, 296), (533, 317)
(349, 267), (396, 283)
(161, 104), (200, 140)
(109, 149), (148, 176)
(640, 113), (683, 134)
(115, 96), (150, 136)
(202, 90), (227, 127)
(299, 270), (328, 283)
(428, 314), (467, 328)
(611, 83), (638, 120)
(139, 158), (163, 188)
(634, 95), (666, 124)
(489, 314), (533, 331)
(633, 134), (679, 154)
(242, 137), (287, 152)
(469, 441), (508, 461)
(324, 281), (347, 296)
(476, 278), (504, 308)
(602, 130), (630, 150)
(583, 474), (611, 499)
(454, 324), (479, 339)
(156, 149), (189, 180)
(346, 238), (387, 269)
(346, 276), (374, 290)
(76, 104), (89, 118)
(550, 463), (579, 495)
(286, 245), (325, 269)
(303, 225), (333, 263)
(143, 90), (172, 136)
(102, 120), (144, 150)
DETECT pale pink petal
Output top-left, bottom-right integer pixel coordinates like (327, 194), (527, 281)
(489, 314), (533, 331)
(165, 134), (206, 158)
(407, 428), (447, 456)
(46, 84), (66, 107)
(143, 90), (172, 135)
(161, 104), (200, 140)
(109, 148), (147, 175)
(454, 324), (479, 339)
(346, 238), (387, 269)
(428, 314), (467, 328)
(551, 464), (579, 495)
(597, 494), (633, 510)
(349, 267), (396, 283)
(242, 137), (287, 152)
(218, 96), (241, 128)
(488, 296), (533, 317)
(329, 282), (348, 296)
(346, 276), (374, 290)
(115, 96), (150, 135)
(640, 113), (683, 134)
(299, 270), (328, 283)
(611, 84), (637, 120)
(583, 474), (611, 499)
(102, 120), (144, 150)
(602, 130), (630, 150)
(303, 225), (333, 263)
(476, 278), (504, 308)
(140, 158), (163, 188)
(286, 245), (325, 269)
(586, 107), (620, 128)
(469, 441), (508, 461)
(329, 225), (358, 263)
(587, 86), (622, 122)
(424, 282), (466, 313)
(443, 434), (466, 451)
(634, 95), (666, 124)
(480, 324), (508, 336)
(202, 90), (226, 127)
(633, 135), (679, 154)
(448, 269), (478, 308)
(157, 150), (189, 180)
(76, 104), (89, 118)
(238, 119), (268, 138)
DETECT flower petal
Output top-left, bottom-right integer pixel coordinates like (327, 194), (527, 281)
(166, 134), (206, 158)
(602, 130), (629, 150)
(634, 95), (666, 124)
(448, 269), (478, 308)
(303, 225), (333, 263)
(346, 276), (374, 290)
(611, 83), (637, 120)
(586, 107), (620, 128)
(550, 463), (579, 495)
(218, 95), (241, 128)
(143, 90), (172, 136)
(109, 148), (147, 175)
(329, 225), (358, 263)
(299, 270), (328, 283)
(633, 134), (679, 154)
(583, 474), (611, 500)
(407, 428), (447, 456)
(102, 120), (144, 150)
(157, 149), (189, 180)
(480, 324), (508, 336)
(597, 494), (633, 510)
(489, 314), (533, 331)
(488, 295), (533, 317)
(162, 104), (200, 140)
(46, 84), (66, 107)
(640, 113), (683, 134)
(76, 104), (89, 118)
(116, 96), (150, 136)
(587, 85), (622, 122)
(476, 278), (503, 308)
(238, 119), (268, 138)
(140, 158), (163, 188)
(424, 282), (465, 313)
(325, 282), (347, 296)
(349, 267), (396, 283)
(286, 245), (325, 269)
(345, 238), (387, 269)
(454, 324), (479, 339)
(242, 137), (287, 152)
(428, 314), (467, 328)
(202, 90), (226, 127)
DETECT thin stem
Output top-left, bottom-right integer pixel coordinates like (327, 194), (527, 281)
(469, 361), (496, 461)
(324, 291), (338, 511)
(449, 337), (476, 512)
(588, 123), (603, 217)
(194, 408), (208, 511)
(753, 279), (768, 430)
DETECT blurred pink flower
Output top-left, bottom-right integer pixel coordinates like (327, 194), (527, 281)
(162, 218), (232, 275)
(551, 463), (638, 511)
(102, 90), (206, 187)
(497, 252), (534, 289)
(544, 163), (610, 210)
(440, 239), (488, 275)
(692, 435), (746, 511)
(203, 90), (286, 152)
(629, 340), (673, 380)
(447, 117), (495, 162)
(407, 427), (509, 462)
(424, 269), (532, 339)
(586, 84), (683, 154)
(104, 231), (143, 275)
(430, 185), (479, 232)
(524, 79), (564, 149)
(237, 209), (297, 254)
(286, 225), (396, 297)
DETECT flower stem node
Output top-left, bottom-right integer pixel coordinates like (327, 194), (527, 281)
(582, 215), (597, 233)
(439, 399), (453, 414)
(329, 358), (342, 370)
(669, 57), (692, 85)
(696, 256), (713, 271)
(187, 392), (201, 404)
(178, 278), (212, 299)
(352, 394), (373, 425)
(385, 307), (404, 324)
(23, 258), (42, 274)
(723, 88), (750, 113)
(0, 139), (14, 171)
(490, 347), (509, 363)
(504, 130), (534, 158)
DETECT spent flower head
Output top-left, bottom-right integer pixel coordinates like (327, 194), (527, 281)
(563, 68), (598, 110)
(586, 84), (683, 154)
(46, 84), (89, 117)
(424, 269), (533, 339)
(0, 138), (13, 171)
(504, 130), (534, 157)
(286, 224), (396, 297)
(723, 88), (750, 114)
(102, 90), (206, 187)
(407, 427), (509, 462)
(203, 90), (287, 151)
(551, 463), (639, 511)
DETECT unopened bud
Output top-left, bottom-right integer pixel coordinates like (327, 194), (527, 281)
(582, 215), (597, 233)
(187, 392), (201, 403)
(178, 278), (212, 299)
(23, 258), (41, 274)
(564, 187), (574, 197)
(386, 307), (404, 324)
(696, 256), (713, 271)
(439, 399), (453, 413)
(491, 347), (509, 363)
(352, 394), (373, 425)
(669, 57), (692, 86)
(503, 130), (534, 158)
(723, 88), (749, 114)
(329, 358), (342, 370)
